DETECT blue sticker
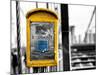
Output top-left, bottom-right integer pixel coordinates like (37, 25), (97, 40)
(37, 40), (48, 52)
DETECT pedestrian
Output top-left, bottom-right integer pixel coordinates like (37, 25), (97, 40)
(11, 49), (18, 74)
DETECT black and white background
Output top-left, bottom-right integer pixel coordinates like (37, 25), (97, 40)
(0, 0), (99, 75)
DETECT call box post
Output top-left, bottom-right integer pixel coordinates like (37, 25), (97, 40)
(26, 8), (58, 67)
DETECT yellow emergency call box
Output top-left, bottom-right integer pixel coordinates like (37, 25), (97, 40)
(26, 8), (58, 67)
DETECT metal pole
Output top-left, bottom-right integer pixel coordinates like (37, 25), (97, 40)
(46, 3), (49, 9)
(86, 7), (96, 33)
(36, 2), (38, 8)
(16, 0), (22, 74)
(61, 4), (70, 71)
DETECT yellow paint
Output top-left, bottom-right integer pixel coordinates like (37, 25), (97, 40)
(26, 8), (58, 67)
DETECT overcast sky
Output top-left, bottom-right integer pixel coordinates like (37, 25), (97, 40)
(68, 5), (95, 42)
(11, 1), (95, 48)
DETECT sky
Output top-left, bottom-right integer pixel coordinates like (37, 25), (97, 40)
(68, 5), (95, 42)
(11, 1), (95, 48)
